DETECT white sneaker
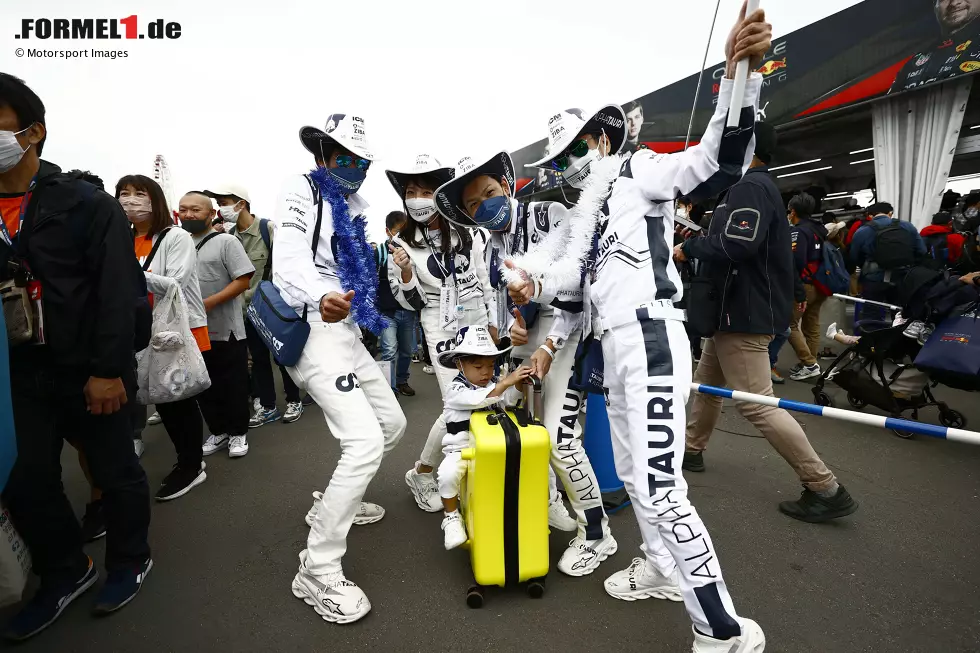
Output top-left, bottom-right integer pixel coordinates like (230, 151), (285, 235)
(404, 466), (443, 512)
(354, 501), (385, 525)
(228, 435), (249, 458)
(283, 401), (304, 424)
(305, 491), (322, 527)
(252, 397), (262, 413)
(147, 411), (162, 426)
(291, 551), (370, 624)
(441, 511), (467, 550)
(692, 618), (766, 653)
(604, 557), (683, 602)
(133, 438), (145, 459)
(304, 491), (386, 527)
(548, 497), (578, 532)
(789, 363), (821, 381)
(557, 535), (618, 577)
(422, 365), (435, 375)
(202, 434), (229, 456)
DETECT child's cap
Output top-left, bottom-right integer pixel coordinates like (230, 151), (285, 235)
(438, 325), (512, 368)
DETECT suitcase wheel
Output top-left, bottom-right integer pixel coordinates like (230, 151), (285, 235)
(526, 577), (546, 599)
(466, 585), (485, 609)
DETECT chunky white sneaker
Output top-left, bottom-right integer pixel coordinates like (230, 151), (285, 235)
(441, 511), (467, 550)
(404, 467), (443, 512)
(354, 501), (385, 525)
(692, 618), (766, 653)
(291, 552), (370, 624)
(202, 434), (229, 456)
(228, 435), (249, 458)
(422, 365), (435, 375)
(283, 401), (304, 424)
(557, 535), (618, 577)
(305, 491), (322, 527)
(548, 498), (578, 532)
(304, 491), (386, 527)
(146, 411), (162, 426)
(252, 397), (262, 413)
(604, 557), (683, 602)
(133, 438), (145, 459)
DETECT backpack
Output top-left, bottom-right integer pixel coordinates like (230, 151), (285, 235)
(923, 232), (950, 264)
(812, 240), (850, 296)
(870, 219), (917, 270)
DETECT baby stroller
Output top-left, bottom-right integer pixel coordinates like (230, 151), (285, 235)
(811, 321), (966, 439)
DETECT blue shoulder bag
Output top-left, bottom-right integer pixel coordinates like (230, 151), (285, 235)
(247, 177), (323, 367)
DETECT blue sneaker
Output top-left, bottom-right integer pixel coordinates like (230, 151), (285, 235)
(92, 558), (153, 616)
(248, 406), (281, 428)
(3, 557), (98, 642)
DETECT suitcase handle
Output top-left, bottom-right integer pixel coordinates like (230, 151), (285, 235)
(517, 376), (543, 427)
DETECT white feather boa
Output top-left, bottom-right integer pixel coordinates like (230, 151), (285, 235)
(501, 153), (624, 288)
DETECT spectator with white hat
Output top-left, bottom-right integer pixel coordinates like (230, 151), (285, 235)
(204, 183), (305, 427)
(276, 113), (405, 624)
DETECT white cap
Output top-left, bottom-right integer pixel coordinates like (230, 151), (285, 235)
(438, 325), (512, 368)
(203, 183), (251, 204)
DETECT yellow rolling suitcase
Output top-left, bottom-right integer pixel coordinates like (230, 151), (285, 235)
(460, 378), (550, 607)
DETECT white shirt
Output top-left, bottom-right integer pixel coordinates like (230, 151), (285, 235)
(537, 74), (763, 323)
(271, 173), (369, 319)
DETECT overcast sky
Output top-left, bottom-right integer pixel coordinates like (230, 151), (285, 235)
(4, 0), (862, 239)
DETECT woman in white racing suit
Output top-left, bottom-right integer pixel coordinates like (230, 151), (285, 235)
(384, 155), (495, 512)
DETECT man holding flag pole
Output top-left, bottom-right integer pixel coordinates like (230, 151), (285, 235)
(503, 2), (771, 650)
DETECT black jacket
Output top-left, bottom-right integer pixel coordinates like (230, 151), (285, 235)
(375, 240), (401, 318)
(682, 166), (796, 335)
(2, 161), (139, 379)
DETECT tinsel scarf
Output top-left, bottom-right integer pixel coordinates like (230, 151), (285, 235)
(501, 154), (624, 289)
(308, 166), (388, 334)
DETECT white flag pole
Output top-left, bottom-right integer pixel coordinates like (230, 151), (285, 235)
(726, 0), (761, 128)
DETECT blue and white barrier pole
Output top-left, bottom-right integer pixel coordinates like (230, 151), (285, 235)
(691, 384), (980, 446)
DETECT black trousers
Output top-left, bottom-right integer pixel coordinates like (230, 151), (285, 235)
(3, 358), (151, 586)
(156, 397), (203, 471)
(245, 319), (299, 408)
(199, 336), (250, 438)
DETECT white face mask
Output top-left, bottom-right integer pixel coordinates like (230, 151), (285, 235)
(405, 198), (436, 223)
(0, 125), (32, 174)
(563, 148), (599, 189)
(218, 204), (241, 224)
(675, 206), (689, 220)
(119, 196), (153, 222)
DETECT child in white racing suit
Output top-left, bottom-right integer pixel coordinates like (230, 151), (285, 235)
(435, 325), (532, 549)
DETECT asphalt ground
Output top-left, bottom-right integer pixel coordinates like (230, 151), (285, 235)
(3, 321), (980, 652)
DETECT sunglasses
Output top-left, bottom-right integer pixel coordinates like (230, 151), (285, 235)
(550, 139), (591, 172)
(335, 154), (371, 171)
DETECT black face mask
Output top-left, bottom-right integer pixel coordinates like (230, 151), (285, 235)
(181, 219), (209, 234)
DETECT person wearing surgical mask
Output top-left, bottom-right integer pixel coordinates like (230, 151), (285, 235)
(382, 154), (494, 515)
(0, 74), (153, 641)
(205, 185), (307, 428)
(115, 175), (213, 502)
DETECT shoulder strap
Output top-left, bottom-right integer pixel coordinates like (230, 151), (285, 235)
(195, 231), (221, 252)
(258, 219), (274, 281)
(303, 175), (326, 322)
(258, 219), (272, 250)
(142, 227), (172, 271)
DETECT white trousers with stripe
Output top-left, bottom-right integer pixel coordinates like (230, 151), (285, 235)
(601, 316), (743, 639)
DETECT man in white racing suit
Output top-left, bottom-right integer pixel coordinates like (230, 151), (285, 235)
(505, 7), (772, 653)
(273, 113), (406, 624)
(432, 152), (614, 577)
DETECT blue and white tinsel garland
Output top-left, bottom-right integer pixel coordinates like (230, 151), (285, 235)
(308, 166), (387, 334)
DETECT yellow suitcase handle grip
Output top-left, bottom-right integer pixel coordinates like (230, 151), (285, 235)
(460, 447), (475, 461)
